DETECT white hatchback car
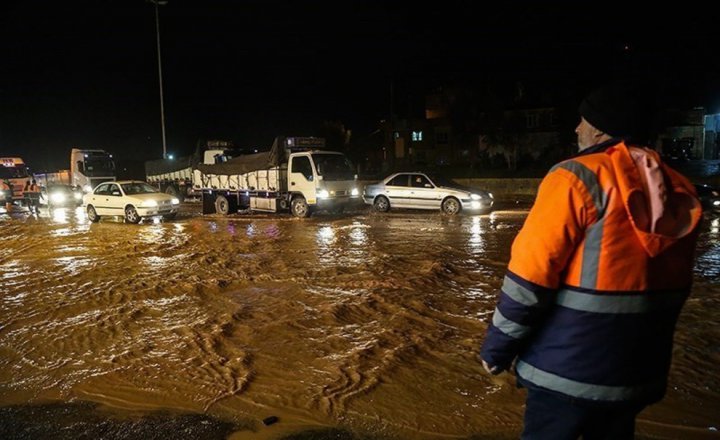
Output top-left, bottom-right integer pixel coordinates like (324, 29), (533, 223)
(83, 180), (179, 223)
(363, 172), (493, 215)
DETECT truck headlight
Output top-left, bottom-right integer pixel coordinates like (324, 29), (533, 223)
(141, 200), (158, 207)
(316, 190), (329, 199)
(351, 188), (359, 197)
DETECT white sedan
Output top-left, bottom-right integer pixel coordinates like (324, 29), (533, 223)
(83, 180), (179, 223)
(363, 172), (493, 215)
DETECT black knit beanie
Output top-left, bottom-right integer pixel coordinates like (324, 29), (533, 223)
(579, 82), (649, 140)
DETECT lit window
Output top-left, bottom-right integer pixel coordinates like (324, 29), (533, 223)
(412, 131), (423, 141)
(393, 131), (400, 139)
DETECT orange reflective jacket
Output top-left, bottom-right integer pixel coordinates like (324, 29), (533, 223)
(481, 140), (702, 404)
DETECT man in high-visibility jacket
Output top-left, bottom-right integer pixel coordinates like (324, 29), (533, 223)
(480, 83), (702, 439)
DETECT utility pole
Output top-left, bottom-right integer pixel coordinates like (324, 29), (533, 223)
(148, 0), (168, 159)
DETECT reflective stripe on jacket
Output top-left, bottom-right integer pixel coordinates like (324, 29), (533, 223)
(481, 140), (702, 404)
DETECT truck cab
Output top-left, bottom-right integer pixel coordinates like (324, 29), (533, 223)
(0, 157), (31, 203)
(71, 148), (116, 192)
(287, 151), (359, 216)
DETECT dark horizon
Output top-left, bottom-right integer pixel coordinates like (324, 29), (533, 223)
(2, 1), (719, 171)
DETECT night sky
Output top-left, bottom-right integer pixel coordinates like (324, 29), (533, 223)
(1, 1), (719, 171)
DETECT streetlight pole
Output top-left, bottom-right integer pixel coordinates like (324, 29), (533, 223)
(148, 0), (168, 159)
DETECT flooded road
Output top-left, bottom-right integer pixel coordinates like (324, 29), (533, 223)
(1, 204), (719, 439)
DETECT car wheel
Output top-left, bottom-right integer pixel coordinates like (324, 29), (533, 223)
(87, 205), (100, 223)
(125, 205), (141, 224)
(291, 197), (311, 218)
(163, 212), (177, 220)
(441, 197), (461, 215)
(373, 196), (390, 212)
(215, 195), (230, 215)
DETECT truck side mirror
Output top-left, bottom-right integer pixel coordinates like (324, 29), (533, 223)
(76, 161), (84, 173)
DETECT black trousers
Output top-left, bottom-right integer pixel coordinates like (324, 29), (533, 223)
(521, 388), (646, 440)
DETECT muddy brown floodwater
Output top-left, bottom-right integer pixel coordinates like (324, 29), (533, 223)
(1, 203), (719, 439)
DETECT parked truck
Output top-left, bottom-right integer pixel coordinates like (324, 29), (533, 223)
(70, 148), (116, 192)
(145, 144), (235, 203)
(198, 136), (360, 217)
(0, 157), (31, 204)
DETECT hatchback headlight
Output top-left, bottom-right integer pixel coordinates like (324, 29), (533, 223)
(141, 200), (158, 207)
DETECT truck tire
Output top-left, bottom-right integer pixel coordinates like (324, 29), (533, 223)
(291, 197), (311, 218)
(165, 185), (185, 203)
(215, 195), (230, 215)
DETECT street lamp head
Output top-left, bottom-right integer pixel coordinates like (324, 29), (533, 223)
(146, 0), (168, 5)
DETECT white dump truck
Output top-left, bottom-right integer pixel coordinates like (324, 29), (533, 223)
(198, 136), (360, 217)
(145, 141), (234, 202)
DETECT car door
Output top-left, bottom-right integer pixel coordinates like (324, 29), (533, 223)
(106, 183), (126, 216)
(88, 183), (111, 215)
(384, 174), (411, 207)
(409, 173), (439, 209)
(288, 155), (317, 204)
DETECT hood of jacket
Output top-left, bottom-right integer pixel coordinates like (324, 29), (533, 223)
(608, 142), (702, 257)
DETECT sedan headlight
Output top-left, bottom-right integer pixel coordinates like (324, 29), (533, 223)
(171, 198), (180, 205)
(316, 189), (330, 199)
(141, 200), (158, 207)
(470, 193), (482, 200)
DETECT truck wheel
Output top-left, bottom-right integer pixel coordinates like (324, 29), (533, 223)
(124, 205), (141, 224)
(165, 186), (185, 203)
(87, 205), (101, 223)
(215, 195), (230, 215)
(291, 197), (311, 218)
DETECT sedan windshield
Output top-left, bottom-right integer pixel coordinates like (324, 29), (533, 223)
(121, 182), (159, 195)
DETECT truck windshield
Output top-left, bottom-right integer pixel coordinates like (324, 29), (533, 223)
(0, 166), (29, 179)
(84, 158), (115, 177)
(311, 154), (354, 181)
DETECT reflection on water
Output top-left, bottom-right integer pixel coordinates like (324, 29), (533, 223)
(0, 208), (718, 439)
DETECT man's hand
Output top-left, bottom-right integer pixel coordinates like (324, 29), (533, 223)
(481, 359), (503, 375)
